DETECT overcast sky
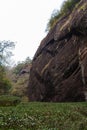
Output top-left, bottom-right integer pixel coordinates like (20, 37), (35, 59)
(0, 0), (64, 64)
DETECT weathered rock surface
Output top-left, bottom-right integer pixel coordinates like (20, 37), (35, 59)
(28, 0), (87, 102)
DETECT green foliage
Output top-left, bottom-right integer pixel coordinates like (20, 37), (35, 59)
(10, 75), (29, 97)
(13, 57), (31, 75)
(0, 102), (87, 129)
(46, 10), (60, 31)
(60, 0), (80, 15)
(46, 0), (81, 31)
(0, 95), (21, 106)
(0, 40), (15, 95)
(0, 65), (5, 79)
(0, 65), (12, 94)
(13, 62), (24, 75)
(8, 57), (32, 98)
(0, 40), (15, 65)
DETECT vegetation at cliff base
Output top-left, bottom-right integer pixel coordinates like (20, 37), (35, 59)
(0, 102), (87, 130)
(9, 57), (31, 99)
(0, 95), (21, 106)
(0, 40), (15, 95)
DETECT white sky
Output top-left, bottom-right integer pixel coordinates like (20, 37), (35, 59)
(0, 0), (64, 64)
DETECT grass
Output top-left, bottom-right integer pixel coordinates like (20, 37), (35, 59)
(0, 102), (87, 130)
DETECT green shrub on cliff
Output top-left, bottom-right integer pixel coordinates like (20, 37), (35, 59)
(46, 0), (81, 31)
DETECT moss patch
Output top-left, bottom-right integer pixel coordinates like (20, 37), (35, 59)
(78, 3), (87, 12)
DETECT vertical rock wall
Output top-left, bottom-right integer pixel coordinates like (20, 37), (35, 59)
(28, 0), (87, 102)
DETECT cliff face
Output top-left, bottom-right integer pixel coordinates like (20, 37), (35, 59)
(28, 0), (87, 102)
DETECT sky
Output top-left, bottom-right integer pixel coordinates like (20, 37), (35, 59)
(0, 0), (64, 64)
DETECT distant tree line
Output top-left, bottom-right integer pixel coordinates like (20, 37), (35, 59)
(13, 57), (32, 75)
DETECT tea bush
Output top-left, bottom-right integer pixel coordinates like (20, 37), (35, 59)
(0, 95), (21, 106)
(0, 102), (87, 129)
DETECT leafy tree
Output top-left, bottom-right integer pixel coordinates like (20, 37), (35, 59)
(46, 0), (81, 31)
(0, 65), (12, 94)
(25, 57), (32, 64)
(0, 40), (15, 94)
(0, 40), (15, 65)
(13, 57), (32, 75)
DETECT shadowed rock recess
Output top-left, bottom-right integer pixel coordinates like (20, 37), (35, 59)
(28, 0), (87, 102)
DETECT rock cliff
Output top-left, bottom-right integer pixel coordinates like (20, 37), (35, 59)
(28, 0), (87, 102)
